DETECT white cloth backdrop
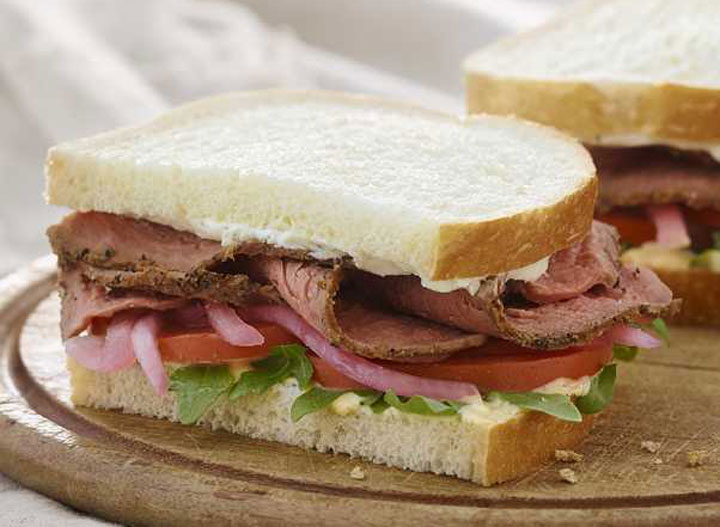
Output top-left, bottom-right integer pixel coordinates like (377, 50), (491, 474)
(0, 0), (566, 524)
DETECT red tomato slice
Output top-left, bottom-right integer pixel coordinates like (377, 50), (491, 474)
(311, 338), (613, 393)
(158, 323), (300, 363)
(155, 322), (612, 392)
(596, 211), (656, 246)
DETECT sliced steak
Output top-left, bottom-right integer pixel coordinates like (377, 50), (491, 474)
(51, 212), (675, 360)
(77, 262), (264, 306)
(48, 211), (228, 272)
(245, 258), (486, 361)
(516, 221), (621, 304)
(246, 222), (673, 356)
(59, 268), (187, 340)
(590, 146), (720, 214)
(485, 267), (675, 349)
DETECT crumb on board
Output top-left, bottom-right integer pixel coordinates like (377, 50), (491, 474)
(641, 440), (661, 454)
(687, 451), (709, 467)
(653, 457), (663, 465)
(559, 468), (578, 484)
(350, 465), (366, 480)
(555, 449), (584, 463)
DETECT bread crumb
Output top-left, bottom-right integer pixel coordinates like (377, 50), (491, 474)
(687, 451), (709, 467)
(653, 457), (663, 465)
(559, 468), (578, 484)
(555, 449), (583, 463)
(641, 440), (661, 453)
(350, 465), (366, 480)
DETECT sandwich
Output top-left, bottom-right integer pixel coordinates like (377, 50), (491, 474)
(45, 91), (674, 485)
(464, 0), (720, 325)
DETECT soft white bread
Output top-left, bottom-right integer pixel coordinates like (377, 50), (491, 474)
(68, 359), (594, 486)
(464, 0), (720, 156)
(45, 90), (596, 282)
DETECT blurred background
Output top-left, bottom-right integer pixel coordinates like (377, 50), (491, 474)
(0, 0), (573, 277)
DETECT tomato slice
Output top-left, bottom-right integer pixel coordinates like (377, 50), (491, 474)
(311, 338), (613, 393)
(155, 322), (612, 393)
(310, 355), (366, 390)
(158, 322), (300, 363)
(685, 208), (720, 229)
(596, 211), (656, 246)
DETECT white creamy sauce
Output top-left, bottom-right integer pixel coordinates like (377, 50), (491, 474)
(457, 375), (593, 425)
(326, 375), (594, 424)
(592, 133), (720, 162)
(189, 218), (550, 293)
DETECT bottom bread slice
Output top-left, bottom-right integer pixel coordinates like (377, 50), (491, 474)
(68, 359), (595, 486)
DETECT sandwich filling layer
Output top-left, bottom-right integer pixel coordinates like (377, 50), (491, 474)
(51, 212), (673, 359)
(592, 145), (720, 273)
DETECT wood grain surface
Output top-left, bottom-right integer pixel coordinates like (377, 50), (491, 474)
(1, 256), (719, 526)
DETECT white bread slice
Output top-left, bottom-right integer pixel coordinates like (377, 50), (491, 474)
(45, 90), (596, 282)
(67, 359), (594, 486)
(464, 0), (720, 156)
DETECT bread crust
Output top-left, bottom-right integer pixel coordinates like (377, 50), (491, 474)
(465, 74), (720, 145)
(652, 267), (720, 326)
(46, 89), (597, 281)
(68, 360), (595, 486)
(483, 411), (595, 486)
(434, 177), (597, 279)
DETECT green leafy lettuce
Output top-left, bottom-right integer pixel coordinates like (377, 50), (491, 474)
(169, 335), (628, 427)
(169, 365), (235, 425)
(383, 390), (462, 417)
(230, 344), (312, 399)
(290, 388), (382, 422)
(490, 391), (582, 422)
(575, 364), (617, 414)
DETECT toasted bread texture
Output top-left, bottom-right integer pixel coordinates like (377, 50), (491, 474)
(652, 268), (720, 326)
(46, 90), (596, 282)
(68, 359), (595, 486)
(464, 0), (720, 153)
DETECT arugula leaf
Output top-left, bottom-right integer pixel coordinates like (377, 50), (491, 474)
(370, 399), (390, 414)
(613, 343), (639, 362)
(291, 388), (385, 422)
(575, 364), (617, 414)
(279, 344), (314, 389)
(491, 392), (582, 422)
(383, 390), (459, 416)
(169, 365), (235, 425)
(291, 387), (344, 422)
(230, 344), (314, 399)
(650, 318), (670, 346)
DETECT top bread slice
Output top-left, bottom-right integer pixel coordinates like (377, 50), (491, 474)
(464, 0), (720, 154)
(45, 90), (595, 282)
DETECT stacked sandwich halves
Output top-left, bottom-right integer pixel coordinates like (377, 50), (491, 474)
(46, 91), (674, 485)
(465, 0), (720, 325)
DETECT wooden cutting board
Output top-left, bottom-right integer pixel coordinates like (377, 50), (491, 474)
(1, 257), (719, 527)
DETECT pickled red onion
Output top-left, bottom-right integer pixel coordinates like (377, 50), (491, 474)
(588, 324), (663, 349)
(98, 311), (138, 372)
(66, 335), (107, 369)
(205, 302), (264, 346)
(604, 325), (662, 348)
(66, 311), (138, 372)
(647, 204), (691, 249)
(131, 313), (169, 396)
(243, 304), (480, 400)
